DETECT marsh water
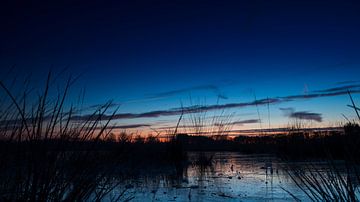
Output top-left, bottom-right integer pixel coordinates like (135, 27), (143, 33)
(108, 152), (356, 202)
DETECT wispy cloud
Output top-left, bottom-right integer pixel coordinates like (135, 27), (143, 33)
(147, 84), (228, 99)
(87, 103), (121, 110)
(71, 98), (280, 121)
(290, 111), (322, 122)
(84, 124), (151, 132)
(2, 85), (359, 125)
(231, 119), (260, 125)
(172, 98), (281, 112)
(109, 124), (151, 129)
(107, 84), (359, 121)
(280, 89), (360, 101)
(313, 84), (360, 93)
(221, 126), (342, 134)
(70, 86), (360, 122)
(114, 84), (228, 104)
(280, 107), (322, 122)
(156, 119), (260, 130)
(220, 119), (259, 126)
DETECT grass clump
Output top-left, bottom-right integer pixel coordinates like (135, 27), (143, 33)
(0, 72), (133, 201)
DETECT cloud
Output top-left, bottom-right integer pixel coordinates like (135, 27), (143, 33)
(2, 85), (359, 125)
(279, 107), (293, 114)
(156, 119), (260, 130)
(280, 107), (322, 122)
(70, 98), (280, 122)
(173, 98), (281, 112)
(159, 119), (260, 129)
(109, 124), (151, 129)
(290, 111), (322, 122)
(66, 84), (360, 123)
(114, 84), (228, 104)
(155, 126), (342, 135)
(313, 84), (360, 93)
(280, 89), (360, 101)
(224, 126), (342, 134)
(227, 119), (260, 125)
(70, 86), (359, 122)
(147, 84), (228, 100)
(234, 119), (260, 124)
(88, 103), (121, 110)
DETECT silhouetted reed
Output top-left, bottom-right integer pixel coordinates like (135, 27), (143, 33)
(285, 92), (360, 201)
(3, 71), (360, 201)
(0, 72), (133, 201)
(286, 161), (360, 201)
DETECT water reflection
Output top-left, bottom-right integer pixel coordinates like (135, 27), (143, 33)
(110, 152), (360, 201)
(120, 152), (312, 201)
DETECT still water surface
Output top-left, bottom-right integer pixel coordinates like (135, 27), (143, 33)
(112, 152), (346, 201)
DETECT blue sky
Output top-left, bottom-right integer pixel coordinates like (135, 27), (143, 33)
(1, 0), (360, 134)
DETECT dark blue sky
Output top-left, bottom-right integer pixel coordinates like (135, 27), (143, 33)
(1, 0), (360, 132)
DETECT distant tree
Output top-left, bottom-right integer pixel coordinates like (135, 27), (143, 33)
(117, 131), (132, 143)
(105, 132), (116, 142)
(134, 134), (144, 144)
(146, 134), (158, 143)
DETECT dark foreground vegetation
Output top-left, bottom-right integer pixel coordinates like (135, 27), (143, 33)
(0, 73), (190, 201)
(1, 73), (360, 201)
(1, 123), (359, 201)
(159, 124), (359, 160)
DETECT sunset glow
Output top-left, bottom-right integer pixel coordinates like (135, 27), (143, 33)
(1, 1), (360, 201)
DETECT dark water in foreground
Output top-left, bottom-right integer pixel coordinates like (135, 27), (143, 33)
(107, 152), (355, 202)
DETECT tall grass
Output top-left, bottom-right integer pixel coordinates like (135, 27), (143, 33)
(285, 92), (360, 201)
(287, 162), (359, 201)
(180, 99), (234, 169)
(0, 72), (133, 201)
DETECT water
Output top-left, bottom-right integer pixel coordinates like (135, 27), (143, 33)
(111, 152), (333, 201)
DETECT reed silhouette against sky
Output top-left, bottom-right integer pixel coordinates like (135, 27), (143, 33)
(1, 0), (360, 137)
(2, 1), (360, 201)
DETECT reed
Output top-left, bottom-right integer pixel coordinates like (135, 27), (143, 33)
(0, 72), (133, 201)
(285, 92), (360, 201)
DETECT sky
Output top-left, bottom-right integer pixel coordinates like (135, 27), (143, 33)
(1, 0), (360, 135)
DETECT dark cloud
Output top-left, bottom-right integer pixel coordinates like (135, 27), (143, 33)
(280, 107), (322, 122)
(70, 110), (183, 121)
(174, 98), (281, 112)
(313, 84), (360, 93)
(290, 111), (322, 122)
(213, 119), (259, 127)
(147, 85), (228, 99)
(159, 126), (342, 136)
(228, 119), (260, 125)
(157, 119), (259, 130)
(109, 124), (151, 129)
(2, 86), (359, 125)
(88, 103), (121, 110)
(68, 87), (359, 122)
(70, 98), (280, 122)
(123, 84), (359, 105)
(115, 84), (228, 104)
(225, 126), (342, 134)
(280, 89), (360, 101)
(279, 107), (293, 114)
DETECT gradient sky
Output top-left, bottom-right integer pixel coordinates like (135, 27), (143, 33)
(1, 0), (360, 135)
